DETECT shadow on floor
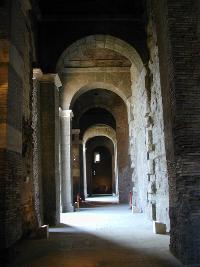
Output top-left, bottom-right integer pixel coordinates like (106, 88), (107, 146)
(6, 221), (183, 267)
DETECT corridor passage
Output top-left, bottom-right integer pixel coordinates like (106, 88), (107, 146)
(9, 198), (182, 267)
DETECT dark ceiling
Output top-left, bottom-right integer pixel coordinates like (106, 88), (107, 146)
(36, 0), (147, 72)
(38, 0), (146, 17)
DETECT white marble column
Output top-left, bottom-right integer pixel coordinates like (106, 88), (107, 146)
(60, 109), (74, 212)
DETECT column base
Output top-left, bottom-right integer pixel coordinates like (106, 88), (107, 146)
(62, 203), (74, 213)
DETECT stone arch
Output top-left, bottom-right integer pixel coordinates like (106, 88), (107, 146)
(82, 124), (118, 198)
(83, 124), (117, 145)
(74, 104), (116, 126)
(56, 34), (143, 74)
(66, 82), (129, 110)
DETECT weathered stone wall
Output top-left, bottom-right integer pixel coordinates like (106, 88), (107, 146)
(0, 0), (38, 250)
(130, 69), (149, 213)
(129, 8), (169, 230)
(152, 0), (200, 264)
(40, 77), (60, 225)
(147, 9), (170, 229)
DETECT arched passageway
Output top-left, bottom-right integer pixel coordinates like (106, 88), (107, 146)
(86, 141), (113, 195)
(58, 34), (170, 232)
(1, 1), (200, 265)
(70, 88), (124, 201)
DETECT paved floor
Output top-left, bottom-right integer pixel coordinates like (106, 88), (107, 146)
(9, 197), (183, 267)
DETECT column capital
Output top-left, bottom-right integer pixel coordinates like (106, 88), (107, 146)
(60, 109), (74, 119)
(32, 71), (62, 89)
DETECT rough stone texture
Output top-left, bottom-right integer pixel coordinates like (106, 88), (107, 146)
(129, 12), (170, 231)
(152, 0), (200, 264)
(12, 0), (38, 239)
(40, 80), (60, 225)
(147, 10), (170, 230)
(130, 68), (149, 213)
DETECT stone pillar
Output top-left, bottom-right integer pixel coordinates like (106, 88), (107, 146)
(40, 74), (60, 225)
(72, 129), (80, 201)
(60, 110), (74, 212)
(32, 69), (43, 226)
(83, 143), (88, 199)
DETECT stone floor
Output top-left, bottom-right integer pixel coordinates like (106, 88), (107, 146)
(9, 197), (183, 267)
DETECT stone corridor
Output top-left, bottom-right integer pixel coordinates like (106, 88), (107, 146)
(1, 1), (200, 265)
(9, 198), (182, 267)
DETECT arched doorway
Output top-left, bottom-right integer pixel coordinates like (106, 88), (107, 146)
(86, 138), (114, 196)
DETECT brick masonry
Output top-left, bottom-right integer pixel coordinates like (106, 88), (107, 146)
(152, 0), (200, 264)
(0, 0), (38, 251)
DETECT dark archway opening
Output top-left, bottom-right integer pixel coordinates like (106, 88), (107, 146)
(91, 146), (112, 195)
(86, 136), (115, 196)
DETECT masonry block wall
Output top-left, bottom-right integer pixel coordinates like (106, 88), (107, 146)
(0, 0), (38, 250)
(40, 79), (60, 225)
(147, 8), (170, 230)
(129, 9), (170, 230)
(130, 68), (149, 213)
(152, 0), (200, 264)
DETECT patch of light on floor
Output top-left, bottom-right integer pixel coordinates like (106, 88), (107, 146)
(58, 198), (169, 251)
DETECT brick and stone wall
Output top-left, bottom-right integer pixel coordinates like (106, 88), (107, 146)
(147, 9), (170, 229)
(0, 0), (38, 251)
(129, 6), (170, 230)
(152, 0), (200, 264)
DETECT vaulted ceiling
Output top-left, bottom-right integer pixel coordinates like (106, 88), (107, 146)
(36, 0), (148, 72)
